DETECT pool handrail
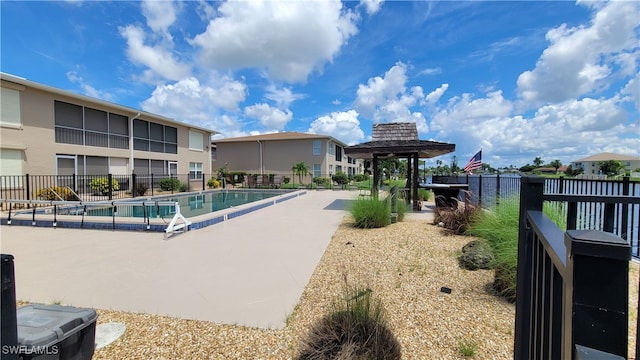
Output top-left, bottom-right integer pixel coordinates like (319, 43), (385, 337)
(1, 198), (186, 234)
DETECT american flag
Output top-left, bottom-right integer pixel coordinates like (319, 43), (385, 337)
(463, 150), (482, 173)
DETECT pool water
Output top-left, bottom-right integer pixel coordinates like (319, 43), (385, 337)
(65, 190), (289, 219)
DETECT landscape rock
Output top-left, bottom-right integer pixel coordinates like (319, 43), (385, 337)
(459, 240), (494, 270)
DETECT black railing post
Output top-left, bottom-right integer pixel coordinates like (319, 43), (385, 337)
(565, 229), (630, 358)
(131, 173), (137, 198)
(621, 176), (629, 241)
(25, 174), (31, 207)
(202, 175), (206, 191)
(496, 173), (501, 206)
(108, 173), (113, 200)
(478, 174), (483, 207)
(514, 176), (545, 360)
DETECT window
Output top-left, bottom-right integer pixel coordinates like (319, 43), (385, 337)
(0, 149), (23, 188)
(133, 119), (177, 154)
(189, 162), (203, 180)
(211, 147), (217, 161)
(313, 140), (321, 155)
(54, 101), (130, 149)
(189, 130), (204, 151)
(1, 88), (21, 127)
(85, 156), (109, 175)
(313, 164), (321, 177)
(328, 141), (335, 155)
(335, 145), (342, 162)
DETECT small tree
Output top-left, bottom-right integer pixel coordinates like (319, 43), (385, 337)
(292, 162), (310, 184)
(598, 160), (624, 176)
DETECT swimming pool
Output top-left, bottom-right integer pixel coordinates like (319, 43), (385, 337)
(2, 189), (304, 233)
(62, 189), (289, 218)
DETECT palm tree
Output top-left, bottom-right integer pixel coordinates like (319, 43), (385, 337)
(549, 160), (562, 173)
(292, 162), (310, 184)
(533, 157), (544, 167)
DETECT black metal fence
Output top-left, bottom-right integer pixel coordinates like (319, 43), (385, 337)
(0, 173), (212, 205)
(514, 177), (637, 359)
(433, 175), (640, 259)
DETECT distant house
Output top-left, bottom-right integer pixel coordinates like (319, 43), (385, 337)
(570, 152), (640, 175)
(535, 166), (568, 174)
(212, 132), (363, 178)
(0, 72), (216, 184)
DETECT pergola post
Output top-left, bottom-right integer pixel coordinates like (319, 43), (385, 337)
(412, 152), (420, 210)
(372, 154), (379, 199)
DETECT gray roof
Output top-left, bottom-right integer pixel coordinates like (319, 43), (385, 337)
(372, 122), (418, 141)
(345, 122), (455, 159)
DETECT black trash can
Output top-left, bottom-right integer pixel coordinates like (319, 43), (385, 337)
(1, 253), (19, 360)
(17, 304), (98, 360)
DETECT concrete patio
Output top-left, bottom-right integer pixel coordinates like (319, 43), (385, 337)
(1, 190), (433, 329)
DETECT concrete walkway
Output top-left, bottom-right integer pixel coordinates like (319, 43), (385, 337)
(1, 190), (433, 329)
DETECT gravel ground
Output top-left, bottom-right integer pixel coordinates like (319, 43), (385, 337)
(91, 217), (637, 359)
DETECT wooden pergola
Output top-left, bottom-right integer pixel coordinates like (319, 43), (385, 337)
(344, 122), (455, 210)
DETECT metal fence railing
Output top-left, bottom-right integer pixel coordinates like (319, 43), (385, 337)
(514, 177), (636, 359)
(432, 175), (639, 259)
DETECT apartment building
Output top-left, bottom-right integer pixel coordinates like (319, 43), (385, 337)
(1, 73), (215, 185)
(212, 132), (363, 178)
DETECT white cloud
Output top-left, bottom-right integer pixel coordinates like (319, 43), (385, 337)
(354, 62), (431, 132)
(359, 0), (383, 15)
(426, 83), (449, 105)
(418, 67), (442, 76)
(428, 89), (638, 166)
(66, 71), (112, 101)
(264, 85), (304, 109)
(516, 0), (640, 105)
(119, 25), (191, 82)
(244, 103), (293, 131)
(141, 76), (247, 130)
(191, 0), (359, 83)
(141, 0), (178, 42)
(309, 110), (365, 145)
(621, 74), (640, 111)
(354, 62), (410, 118)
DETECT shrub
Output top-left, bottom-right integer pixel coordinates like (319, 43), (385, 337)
(159, 177), (181, 191)
(89, 177), (120, 195)
(283, 177), (291, 184)
(179, 182), (189, 192)
(352, 174), (369, 182)
(134, 182), (148, 197)
(36, 187), (78, 201)
(296, 285), (401, 360)
(313, 177), (331, 187)
(417, 188), (432, 201)
(466, 197), (566, 302)
(433, 200), (480, 235)
(395, 198), (408, 222)
(350, 198), (391, 228)
(331, 171), (349, 185)
(207, 177), (221, 189)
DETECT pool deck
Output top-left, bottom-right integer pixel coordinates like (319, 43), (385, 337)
(1, 190), (434, 329)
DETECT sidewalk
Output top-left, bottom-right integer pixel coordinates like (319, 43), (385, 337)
(1, 190), (433, 329)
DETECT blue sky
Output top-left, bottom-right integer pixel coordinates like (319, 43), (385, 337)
(2, 0), (638, 169)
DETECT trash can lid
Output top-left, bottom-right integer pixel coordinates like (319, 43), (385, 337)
(17, 304), (98, 347)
